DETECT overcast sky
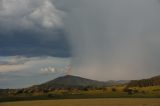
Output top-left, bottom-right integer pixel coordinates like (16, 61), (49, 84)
(56, 0), (160, 80)
(0, 0), (71, 88)
(0, 0), (160, 88)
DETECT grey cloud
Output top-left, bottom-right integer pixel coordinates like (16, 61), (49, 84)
(0, 0), (2, 10)
(0, 56), (32, 65)
(56, 0), (160, 80)
(0, 0), (63, 30)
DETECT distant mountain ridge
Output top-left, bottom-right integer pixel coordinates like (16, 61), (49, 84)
(127, 75), (160, 87)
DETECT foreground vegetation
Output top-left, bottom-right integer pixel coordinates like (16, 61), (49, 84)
(127, 75), (160, 87)
(0, 85), (160, 102)
(1, 98), (160, 106)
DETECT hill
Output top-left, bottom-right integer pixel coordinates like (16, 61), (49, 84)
(36, 75), (108, 89)
(127, 75), (160, 87)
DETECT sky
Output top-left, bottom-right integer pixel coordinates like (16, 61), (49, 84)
(0, 0), (71, 88)
(0, 0), (160, 88)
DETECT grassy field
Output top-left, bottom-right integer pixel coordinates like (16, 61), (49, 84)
(0, 98), (160, 106)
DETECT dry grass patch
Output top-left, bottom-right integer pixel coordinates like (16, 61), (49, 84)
(1, 98), (160, 106)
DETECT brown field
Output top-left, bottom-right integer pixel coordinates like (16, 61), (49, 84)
(0, 98), (160, 106)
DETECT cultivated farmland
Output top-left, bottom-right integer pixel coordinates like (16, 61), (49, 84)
(1, 99), (160, 106)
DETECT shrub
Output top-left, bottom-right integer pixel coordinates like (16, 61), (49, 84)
(112, 88), (117, 92)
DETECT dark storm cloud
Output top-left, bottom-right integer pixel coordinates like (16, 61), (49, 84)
(0, 0), (71, 57)
(0, 29), (71, 57)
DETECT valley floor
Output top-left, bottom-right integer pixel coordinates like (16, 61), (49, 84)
(0, 98), (160, 106)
